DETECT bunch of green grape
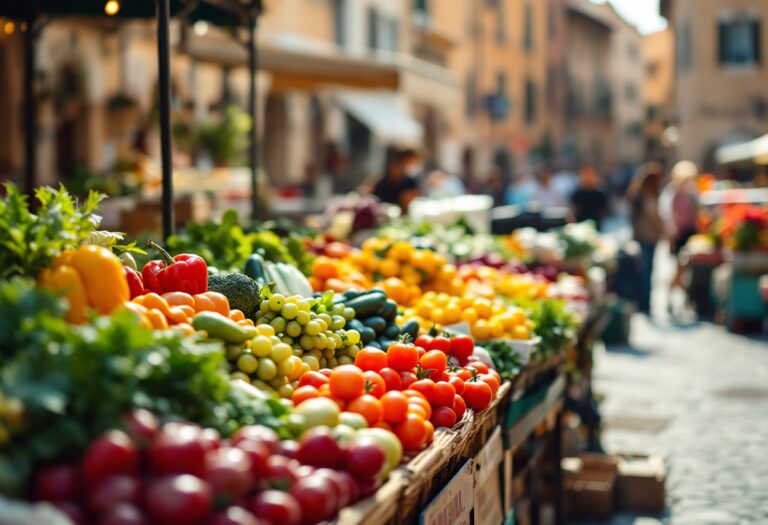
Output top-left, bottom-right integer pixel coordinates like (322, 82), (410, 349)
(254, 293), (362, 369)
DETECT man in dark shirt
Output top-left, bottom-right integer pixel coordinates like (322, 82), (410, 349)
(372, 148), (421, 211)
(570, 166), (609, 230)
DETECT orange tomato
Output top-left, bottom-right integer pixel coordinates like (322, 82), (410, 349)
(313, 257), (339, 281)
(394, 414), (428, 451)
(362, 370), (386, 398)
(292, 385), (320, 405)
(229, 309), (245, 321)
(381, 391), (409, 424)
(348, 394), (383, 425)
(422, 420), (435, 445)
(355, 347), (388, 372)
(328, 365), (365, 401)
(407, 404), (428, 420)
(162, 292), (195, 309)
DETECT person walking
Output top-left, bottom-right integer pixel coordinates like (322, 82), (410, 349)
(660, 160), (700, 315)
(628, 162), (666, 315)
(570, 166), (609, 230)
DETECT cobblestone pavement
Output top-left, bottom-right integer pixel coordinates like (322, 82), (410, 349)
(586, 313), (768, 525)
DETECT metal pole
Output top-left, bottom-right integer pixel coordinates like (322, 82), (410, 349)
(247, 14), (259, 222)
(23, 15), (37, 196)
(156, 0), (174, 240)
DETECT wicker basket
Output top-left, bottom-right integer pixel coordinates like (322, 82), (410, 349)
(332, 470), (406, 525)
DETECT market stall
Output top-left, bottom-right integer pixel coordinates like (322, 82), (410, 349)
(0, 184), (612, 525)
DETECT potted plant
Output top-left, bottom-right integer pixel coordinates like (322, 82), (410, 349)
(106, 92), (139, 133)
(197, 105), (252, 167)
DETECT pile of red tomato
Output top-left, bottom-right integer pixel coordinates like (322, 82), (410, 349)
(291, 334), (501, 453)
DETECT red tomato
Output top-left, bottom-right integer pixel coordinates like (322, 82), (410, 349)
(329, 365), (365, 401)
(414, 335), (433, 349)
(405, 396), (432, 420)
(419, 350), (447, 375)
(410, 379), (436, 403)
(479, 373), (500, 397)
(467, 362), (489, 374)
(362, 371), (386, 398)
(399, 370), (418, 390)
(455, 368), (473, 382)
(422, 420), (435, 445)
(430, 406), (457, 428)
(394, 415), (428, 451)
(407, 404), (428, 420)
(386, 342), (419, 372)
(449, 335), (474, 364)
(379, 367), (403, 391)
(291, 385), (319, 405)
(432, 382), (456, 407)
(448, 375), (465, 396)
(463, 381), (493, 410)
(452, 395), (467, 420)
(298, 371), (329, 389)
(82, 430), (139, 484)
(355, 348), (388, 372)
(430, 336), (451, 354)
(319, 368), (333, 377)
(380, 391), (409, 424)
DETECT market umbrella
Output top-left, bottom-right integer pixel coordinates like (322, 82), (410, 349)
(4, 0), (262, 239)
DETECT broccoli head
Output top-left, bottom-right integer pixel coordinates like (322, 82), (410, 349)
(207, 272), (261, 319)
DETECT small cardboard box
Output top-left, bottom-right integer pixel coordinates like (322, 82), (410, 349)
(616, 453), (666, 513)
(419, 460), (474, 525)
(563, 454), (617, 520)
(473, 428), (504, 525)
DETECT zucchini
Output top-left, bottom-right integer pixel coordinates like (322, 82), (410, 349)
(384, 323), (401, 340)
(380, 300), (398, 322)
(244, 254), (267, 284)
(344, 291), (387, 318)
(347, 319), (365, 333)
(377, 338), (395, 350)
(368, 340), (382, 350)
(360, 327), (376, 344)
(400, 320), (420, 340)
(343, 289), (361, 300)
(362, 316), (387, 335)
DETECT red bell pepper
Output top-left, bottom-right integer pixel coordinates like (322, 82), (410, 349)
(123, 266), (146, 299)
(142, 241), (208, 295)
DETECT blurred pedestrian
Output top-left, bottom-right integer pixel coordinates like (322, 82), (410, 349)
(533, 165), (567, 208)
(480, 167), (506, 206)
(660, 160), (700, 314)
(370, 148), (421, 211)
(423, 168), (465, 198)
(570, 166), (609, 230)
(628, 162), (666, 315)
(504, 172), (536, 206)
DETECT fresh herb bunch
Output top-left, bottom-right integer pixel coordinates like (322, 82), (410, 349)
(482, 340), (523, 380)
(167, 209), (315, 274)
(524, 298), (577, 359)
(0, 184), (142, 280)
(0, 279), (287, 494)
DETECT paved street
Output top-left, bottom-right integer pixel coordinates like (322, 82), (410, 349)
(585, 242), (768, 525)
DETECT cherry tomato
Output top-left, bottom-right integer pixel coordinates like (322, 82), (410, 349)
(452, 395), (467, 420)
(394, 415), (428, 451)
(479, 373), (500, 397)
(355, 347), (388, 372)
(422, 420), (435, 445)
(291, 385), (319, 405)
(373, 420), (393, 431)
(419, 350), (447, 375)
(363, 371), (386, 398)
(347, 394), (383, 425)
(410, 379), (436, 403)
(380, 391), (409, 424)
(432, 382), (456, 407)
(399, 370), (418, 390)
(430, 335), (451, 354)
(414, 335), (433, 349)
(319, 368), (333, 377)
(463, 381), (493, 411)
(379, 367), (403, 391)
(407, 404), (428, 420)
(405, 396), (432, 420)
(430, 406), (457, 428)
(387, 342), (420, 371)
(298, 371), (329, 389)
(449, 335), (474, 364)
(448, 375), (465, 396)
(329, 365), (365, 401)
(467, 362), (489, 375)
(455, 368), (473, 382)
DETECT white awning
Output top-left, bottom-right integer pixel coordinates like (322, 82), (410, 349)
(716, 133), (768, 165)
(333, 91), (423, 147)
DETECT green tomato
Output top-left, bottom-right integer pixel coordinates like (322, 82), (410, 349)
(332, 424), (357, 445)
(339, 411), (369, 430)
(270, 343), (293, 362)
(294, 397), (340, 428)
(269, 294), (286, 311)
(286, 413), (306, 435)
(251, 335), (272, 357)
(237, 353), (259, 374)
(226, 344), (244, 361)
(343, 307), (356, 320)
(257, 358), (277, 380)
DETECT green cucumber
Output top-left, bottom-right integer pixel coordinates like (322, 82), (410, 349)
(244, 254), (267, 284)
(360, 327), (376, 344)
(400, 320), (420, 340)
(192, 311), (257, 344)
(384, 323), (401, 340)
(362, 316), (387, 335)
(368, 341), (382, 350)
(347, 319), (365, 333)
(344, 291), (387, 318)
(380, 300), (398, 322)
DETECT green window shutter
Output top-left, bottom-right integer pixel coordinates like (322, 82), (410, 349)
(718, 21), (728, 64)
(752, 19), (761, 64)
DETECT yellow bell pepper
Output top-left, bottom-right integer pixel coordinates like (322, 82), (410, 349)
(39, 245), (129, 323)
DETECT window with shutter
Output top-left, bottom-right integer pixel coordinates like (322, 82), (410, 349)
(718, 13), (762, 66)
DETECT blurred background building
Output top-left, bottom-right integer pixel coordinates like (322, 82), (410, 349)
(1, 0), (767, 193)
